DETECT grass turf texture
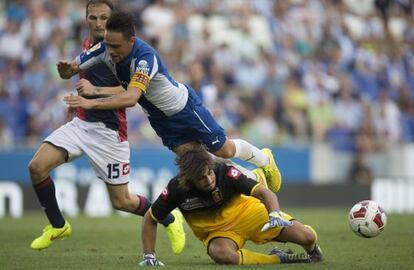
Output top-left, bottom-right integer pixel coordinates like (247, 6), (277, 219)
(0, 208), (412, 270)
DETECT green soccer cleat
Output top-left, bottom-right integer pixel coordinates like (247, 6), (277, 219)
(261, 148), (282, 193)
(30, 221), (72, 250)
(166, 209), (186, 254)
(252, 168), (268, 189)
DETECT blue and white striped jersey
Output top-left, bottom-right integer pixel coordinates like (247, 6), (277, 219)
(76, 38), (188, 119)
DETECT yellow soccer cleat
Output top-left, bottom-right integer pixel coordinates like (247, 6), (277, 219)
(30, 221), (72, 250)
(166, 209), (186, 254)
(261, 148), (282, 193)
(252, 167), (268, 189)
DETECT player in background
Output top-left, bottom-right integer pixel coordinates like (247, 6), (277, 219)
(59, 10), (282, 193)
(139, 147), (323, 266)
(29, 0), (185, 254)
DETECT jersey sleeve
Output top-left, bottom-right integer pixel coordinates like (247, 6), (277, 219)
(75, 41), (106, 70)
(225, 165), (260, 196)
(150, 181), (179, 222)
(128, 53), (158, 93)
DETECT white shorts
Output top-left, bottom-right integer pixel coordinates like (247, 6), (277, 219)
(44, 117), (130, 185)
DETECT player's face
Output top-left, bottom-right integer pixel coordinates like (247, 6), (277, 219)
(104, 31), (134, 63)
(195, 168), (216, 192)
(86, 4), (112, 43)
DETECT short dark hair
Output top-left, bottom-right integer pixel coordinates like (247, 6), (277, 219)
(176, 146), (214, 191)
(86, 0), (114, 16)
(106, 10), (135, 39)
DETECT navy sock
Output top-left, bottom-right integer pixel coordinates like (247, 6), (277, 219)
(33, 176), (65, 228)
(160, 213), (175, 227)
(134, 195), (151, 216)
(134, 195), (175, 227)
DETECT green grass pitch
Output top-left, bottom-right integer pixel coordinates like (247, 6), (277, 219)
(1, 208), (413, 270)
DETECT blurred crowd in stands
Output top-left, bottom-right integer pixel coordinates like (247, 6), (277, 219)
(0, 0), (413, 182)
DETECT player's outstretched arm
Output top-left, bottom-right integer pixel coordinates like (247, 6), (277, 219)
(139, 210), (165, 266)
(76, 79), (124, 97)
(64, 85), (141, 109)
(57, 60), (80, 79)
(142, 210), (158, 254)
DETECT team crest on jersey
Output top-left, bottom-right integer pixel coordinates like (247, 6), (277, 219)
(122, 163), (130, 175)
(136, 60), (150, 75)
(227, 167), (241, 180)
(86, 42), (101, 55)
(211, 188), (223, 203)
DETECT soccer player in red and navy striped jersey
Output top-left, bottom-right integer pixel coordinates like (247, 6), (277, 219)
(29, 0), (185, 254)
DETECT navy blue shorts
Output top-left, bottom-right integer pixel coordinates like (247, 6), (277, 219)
(148, 88), (227, 152)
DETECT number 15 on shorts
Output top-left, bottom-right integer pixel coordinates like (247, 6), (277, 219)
(107, 163), (130, 179)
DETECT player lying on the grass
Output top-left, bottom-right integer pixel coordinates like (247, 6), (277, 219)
(59, 10), (281, 193)
(139, 147), (324, 266)
(29, 0), (184, 254)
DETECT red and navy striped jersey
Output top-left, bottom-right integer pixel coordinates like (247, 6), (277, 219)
(76, 39), (128, 141)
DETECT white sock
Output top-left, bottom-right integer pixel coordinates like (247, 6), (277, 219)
(232, 139), (269, 167)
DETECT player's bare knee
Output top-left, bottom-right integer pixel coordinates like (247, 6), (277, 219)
(213, 146), (235, 159)
(28, 159), (47, 183)
(303, 229), (317, 245)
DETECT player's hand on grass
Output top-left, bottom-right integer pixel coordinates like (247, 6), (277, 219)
(64, 94), (95, 109)
(262, 211), (293, 232)
(57, 61), (79, 79)
(76, 79), (96, 96)
(138, 253), (164, 267)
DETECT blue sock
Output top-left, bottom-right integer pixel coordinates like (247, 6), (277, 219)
(33, 176), (65, 228)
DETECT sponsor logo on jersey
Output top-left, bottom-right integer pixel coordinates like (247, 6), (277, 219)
(180, 197), (206, 210)
(161, 187), (169, 200)
(227, 167), (241, 180)
(122, 163), (130, 175)
(137, 60), (150, 75)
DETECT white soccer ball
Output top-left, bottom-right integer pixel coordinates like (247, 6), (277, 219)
(348, 200), (387, 238)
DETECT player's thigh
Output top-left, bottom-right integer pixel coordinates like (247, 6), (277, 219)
(30, 143), (67, 169)
(29, 119), (85, 175)
(275, 220), (315, 245)
(29, 143), (67, 182)
(188, 103), (227, 152)
(42, 119), (84, 161)
(84, 127), (131, 185)
(152, 103), (227, 152)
